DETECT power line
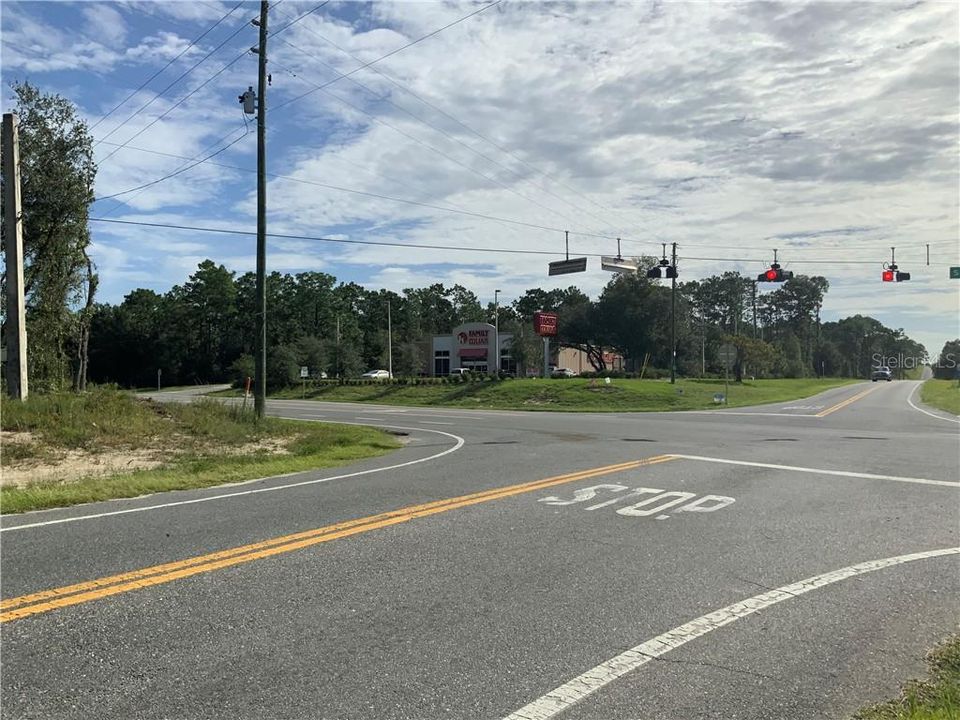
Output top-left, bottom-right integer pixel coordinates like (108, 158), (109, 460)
(271, 1), (502, 113)
(95, 14), (253, 154)
(94, 131), (251, 202)
(94, 0), (505, 213)
(89, 0), (947, 263)
(89, 1), (245, 133)
(99, 47), (253, 167)
(92, 139), (641, 242)
(93, 2), (333, 210)
(272, 4), (654, 237)
(93, 141), (958, 263)
(274, 35), (627, 238)
(270, 57), (613, 238)
(270, 1), (330, 36)
(88, 217), (957, 267)
(95, 2), (329, 164)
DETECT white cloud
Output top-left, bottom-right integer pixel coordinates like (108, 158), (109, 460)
(124, 31), (199, 63)
(118, 0), (234, 23)
(83, 4), (128, 47)
(7, 0), (953, 348)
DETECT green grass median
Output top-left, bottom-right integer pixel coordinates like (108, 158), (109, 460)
(920, 379), (960, 416)
(253, 377), (859, 412)
(0, 386), (400, 514)
(854, 635), (960, 719)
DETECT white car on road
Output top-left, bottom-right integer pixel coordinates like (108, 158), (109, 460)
(361, 369), (391, 379)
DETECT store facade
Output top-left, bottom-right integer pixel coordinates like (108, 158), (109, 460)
(431, 322), (513, 376)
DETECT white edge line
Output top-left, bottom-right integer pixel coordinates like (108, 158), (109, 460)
(0, 422), (465, 533)
(669, 453), (958, 488)
(907, 381), (960, 425)
(503, 546), (960, 720)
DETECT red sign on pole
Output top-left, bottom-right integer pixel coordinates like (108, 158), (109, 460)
(534, 311), (558, 337)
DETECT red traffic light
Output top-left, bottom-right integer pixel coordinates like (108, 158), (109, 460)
(882, 270), (894, 282)
(765, 269), (778, 281)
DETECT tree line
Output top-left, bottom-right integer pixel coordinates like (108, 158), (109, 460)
(82, 259), (934, 389)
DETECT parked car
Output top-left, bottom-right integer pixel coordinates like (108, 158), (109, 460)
(552, 367), (578, 377)
(450, 368), (472, 376)
(361, 369), (391, 379)
(871, 366), (892, 381)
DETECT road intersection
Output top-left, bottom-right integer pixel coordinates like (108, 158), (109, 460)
(2, 381), (957, 719)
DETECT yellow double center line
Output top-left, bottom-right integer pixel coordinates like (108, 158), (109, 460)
(815, 385), (881, 417)
(1, 455), (676, 623)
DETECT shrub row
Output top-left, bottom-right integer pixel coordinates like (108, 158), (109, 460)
(310, 373), (514, 387)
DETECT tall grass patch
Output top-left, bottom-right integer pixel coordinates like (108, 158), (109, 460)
(920, 379), (960, 416)
(1, 386), (401, 513)
(2, 385), (166, 450)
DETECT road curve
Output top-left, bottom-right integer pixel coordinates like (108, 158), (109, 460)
(1, 380), (957, 720)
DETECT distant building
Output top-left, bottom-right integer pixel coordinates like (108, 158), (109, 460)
(424, 321), (623, 376)
(554, 347), (625, 374)
(430, 322), (513, 375)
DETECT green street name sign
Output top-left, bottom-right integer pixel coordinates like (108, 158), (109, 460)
(950, 266), (960, 279)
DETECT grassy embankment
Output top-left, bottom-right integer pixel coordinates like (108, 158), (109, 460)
(854, 636), (959, 719)
(249, 377), (860, 412)
(0, 386), (400, 514)
(920, 379), (960, 416)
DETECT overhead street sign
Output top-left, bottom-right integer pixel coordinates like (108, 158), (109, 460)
(548, 257), (587, 276)
(951, 266), (960, 279)
(601, 256), (639, 273)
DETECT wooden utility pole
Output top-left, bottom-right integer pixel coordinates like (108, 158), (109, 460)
(387, 300), (393, 378)
(2, 113), (28, 400)
(669, 241), (677, 384)
(254, 0), (269, 418)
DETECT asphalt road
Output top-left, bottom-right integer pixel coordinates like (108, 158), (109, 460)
(2, 381), (958, 720)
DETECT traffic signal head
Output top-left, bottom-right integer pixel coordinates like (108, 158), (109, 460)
(646, 263), (678, 279)
(757, 265), (793, 283)
(882, 270), (894, 282)
(896, 271), (910, 282)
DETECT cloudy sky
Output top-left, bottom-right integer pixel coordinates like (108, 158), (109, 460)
(1, 0), (958, 354)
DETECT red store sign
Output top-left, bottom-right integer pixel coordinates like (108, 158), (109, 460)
(534, 311), (558, 337)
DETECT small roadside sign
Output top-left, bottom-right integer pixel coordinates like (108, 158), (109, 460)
(300, 366), (309, 378)
(718, 343), (737, 370)
(950, 266), (960, 279)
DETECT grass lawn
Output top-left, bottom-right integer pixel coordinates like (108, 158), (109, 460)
(0, 386), (400, 514)
(250, 377), (860, 412)
(920, 379), (960, 416)
(854, 636), (960, 719)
